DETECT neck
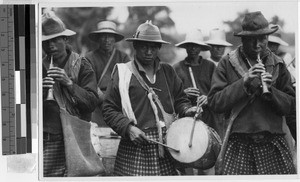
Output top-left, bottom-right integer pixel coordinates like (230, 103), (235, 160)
(142, 62), (155, 73)
(186, 55), (199, 64)
(210, 56), (220, 63)
(100, 47), (114, 55)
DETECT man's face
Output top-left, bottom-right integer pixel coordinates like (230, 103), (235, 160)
(210, 45), (226, 62)
(98, 33), (116, 52)
(268, 42), (280, 54)
(242, 35), (268, 59)
(42, 36), (67, 59)
(185, 43), (202, 58)
(134, 41), (161, 66)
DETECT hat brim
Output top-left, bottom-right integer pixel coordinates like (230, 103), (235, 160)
(42, 29), (76, 41)
(175, 41), (211, 51)
(88, 30), (124, 42)
(234, 26), (278, 37)
(268, 35), (289, 46)
(126, 38), (170, 44)
(206, 40), (232, 47)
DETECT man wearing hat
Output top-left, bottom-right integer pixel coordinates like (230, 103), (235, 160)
(85, 20), (130, 126)
(208, 11), (295, 174)
(103, 20), (197, 176)
(42, 11), (98, 176)
(268, 24), (295, 87)
(206, 28), (232, 66)
(173, 29), (218, 175)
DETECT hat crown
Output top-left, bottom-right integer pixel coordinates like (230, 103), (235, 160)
(208, 29), (226, 41)
(234, 11), (278, 37)
(268, 24), (288, 46)
(185, 29), (205, 42)
(242, 11), (269, 31)
(175, 29), (211, 50)
(42, 11), (66, 36)
(133, 20), (163, 42)
(96, 21), (117, 32)
(269, 24), (282, 38)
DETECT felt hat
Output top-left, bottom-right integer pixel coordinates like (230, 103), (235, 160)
(234, 11), (278, 37)
(126, 20), (170, 44)
(206, 28), (232, 47)
(89, 21), (124, 42)
(42, 11), (76, 41)
(268, 24), (289, 46)
(176, 29), (211, 51)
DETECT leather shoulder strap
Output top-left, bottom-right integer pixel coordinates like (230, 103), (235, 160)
(98, 48), (116, 87)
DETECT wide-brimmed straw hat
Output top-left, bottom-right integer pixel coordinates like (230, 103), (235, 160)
(234, 11), (278, 37)
(206, 28), (232, 47)
(126, 20), (170, 44)
(268, 24), (289, 46)
(89, 21), (124, 42)
(42, 11), (76, 41)
(176, 29), (211, 51)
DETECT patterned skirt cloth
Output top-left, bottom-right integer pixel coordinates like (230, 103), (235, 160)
(43, 139), (66, 177)
(114, 128), (178, 176)
(222, 133), (296, 175)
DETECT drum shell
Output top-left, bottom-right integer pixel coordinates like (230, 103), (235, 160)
(184, 127), (221, 169)
(166, 118), (222, 170)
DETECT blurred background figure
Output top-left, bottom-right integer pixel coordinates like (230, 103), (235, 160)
(206, 28), (232, 66)
(268, 24), (297, 168)
(268, 24), (295, 87)
(85, 20), (130, 127)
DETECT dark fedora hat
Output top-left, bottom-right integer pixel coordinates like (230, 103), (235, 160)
(89, 21), (124, 42)
(234, 11), (278, 37)
(42, 11), (76, 41)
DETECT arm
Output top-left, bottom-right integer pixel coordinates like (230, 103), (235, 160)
(102, 67), (134, 138)
(208, 58), (250, 113)
(267, 63), (295, 115)
(67, 58), (99, 113)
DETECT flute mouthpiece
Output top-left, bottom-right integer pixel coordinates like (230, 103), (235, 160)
(50, 56), (54, 68)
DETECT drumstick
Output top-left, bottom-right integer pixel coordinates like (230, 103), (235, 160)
(188, 104), (203, 148)
(148, 139), (180, 153)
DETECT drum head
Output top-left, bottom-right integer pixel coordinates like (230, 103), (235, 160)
(166, 117), (209, 164)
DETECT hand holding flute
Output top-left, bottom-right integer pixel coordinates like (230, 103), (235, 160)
(243, 54), (272, 100)
(257, 54), (272, 100)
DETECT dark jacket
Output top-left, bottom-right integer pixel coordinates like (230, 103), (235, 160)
(43, 49), (98, 134)
(208, 47), (295, 134)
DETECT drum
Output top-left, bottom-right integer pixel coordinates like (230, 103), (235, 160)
(166, 117), (222, 169)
